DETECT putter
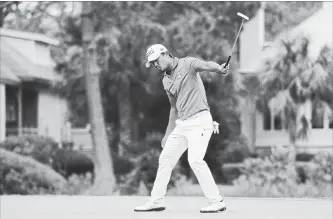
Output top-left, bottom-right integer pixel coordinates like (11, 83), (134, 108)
(223, 12), (249, 74)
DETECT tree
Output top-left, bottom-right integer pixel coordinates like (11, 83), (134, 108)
(236, 75), (262, 153)
(260, 35), (333, 150)
(2, 2), (85, 42)
(0, 1), (20, 27)
(80, 1), (116, 194)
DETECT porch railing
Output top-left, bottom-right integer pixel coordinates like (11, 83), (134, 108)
(5, 123), (102, 151)
(6, 127), (39, 136)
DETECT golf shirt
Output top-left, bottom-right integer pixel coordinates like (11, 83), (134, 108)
(162, 57), (210, 120)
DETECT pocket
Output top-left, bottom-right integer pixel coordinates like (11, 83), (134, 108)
(201, 127), (213, 137)
(200, 119), (214, 130)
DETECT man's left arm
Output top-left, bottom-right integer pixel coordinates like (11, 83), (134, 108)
(188, 57), (229, 74)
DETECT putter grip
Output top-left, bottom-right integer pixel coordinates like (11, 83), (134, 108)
(224, 56), (231, 68)
(222, 56), (231, 74)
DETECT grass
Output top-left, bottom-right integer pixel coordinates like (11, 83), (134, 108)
(1, 195), (332, 219)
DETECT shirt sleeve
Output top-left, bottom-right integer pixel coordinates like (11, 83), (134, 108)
(185, 57), (205, 73)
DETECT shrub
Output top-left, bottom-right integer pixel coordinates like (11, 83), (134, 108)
(167, 174), (196, 196)
(112, 154), (135, 177)
(295, 152), (332, 184)
(296, 164), (308, 183)
(296, 152), (314, 162)
(0, 136), (66, 195)
(51, 148), (95, 179)
(0, 167), (56, 195)
(222, 135), (250, 163)
(116, 148), (161, 195)
(0, 135), (97, 195)
(61, 173), (94, 195)
(0, 135), (59, 166)
(233, 147), (332, 198)
(222, 164), (243, 185)
(108, 132), (165, 194)
(306, 152), (333, 184)
(0, 135), (95, 180)
(0, 148), (67, 195)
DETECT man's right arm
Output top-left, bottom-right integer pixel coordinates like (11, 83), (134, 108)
(161, 92), (178, 147)
(164, 93), (178, 136)
(187, 57), (229, 74)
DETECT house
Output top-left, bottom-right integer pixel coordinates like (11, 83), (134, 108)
(0, 28), (69, 143)
(238, 2), (333, 153)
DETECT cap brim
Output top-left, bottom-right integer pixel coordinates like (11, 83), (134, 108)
(145, 52), (161, 68)
(145, 61), (151, 68)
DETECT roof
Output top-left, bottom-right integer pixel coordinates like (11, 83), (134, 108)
(0, 66), (20, 84)
(0, 34), (61, 84)
(0, 28), (59, 46)
(238, 43), (280, 74)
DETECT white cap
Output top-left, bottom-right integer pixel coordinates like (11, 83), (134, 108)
(145, 44), (168, 68)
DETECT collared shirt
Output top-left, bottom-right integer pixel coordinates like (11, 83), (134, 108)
(162, 57), (210, 120)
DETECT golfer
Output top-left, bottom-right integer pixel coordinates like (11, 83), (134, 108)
(134, 44), (229, 213)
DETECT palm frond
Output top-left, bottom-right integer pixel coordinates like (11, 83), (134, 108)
(306, 63), (330, 90)
(268, 90), (292, 116)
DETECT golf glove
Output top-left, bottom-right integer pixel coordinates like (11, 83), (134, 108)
(213, 121), (219, 134)
(221, 63), (230, 74)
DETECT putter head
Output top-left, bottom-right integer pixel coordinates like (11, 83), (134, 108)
(237, 12), (249, 21)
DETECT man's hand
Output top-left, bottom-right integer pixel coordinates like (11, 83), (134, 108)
(220, 63), (230, 74)
(213, 121), (219, 134)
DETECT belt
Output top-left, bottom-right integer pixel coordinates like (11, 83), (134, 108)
(184, 110), (210, 121)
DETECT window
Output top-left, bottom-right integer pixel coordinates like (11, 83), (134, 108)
(6, 100), (17, 122)
(312, 102), (324, 129)
(5, 86), (18, 123)
(263, 108), (271, 130)
(263, 108), (284, 131)
(274, 113), (283, 130)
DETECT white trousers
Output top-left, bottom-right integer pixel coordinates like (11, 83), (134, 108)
(151, 111), (222, 202)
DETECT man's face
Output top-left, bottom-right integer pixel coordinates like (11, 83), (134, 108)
(151, 53), (169, 72)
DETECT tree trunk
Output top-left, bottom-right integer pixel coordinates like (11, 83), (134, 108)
(117, 74), (133, 156)
(296, 99), (312, 138)
(81, 1), (116, 194)
(0, 148), (68, 192)
(0, 10), (4, 28)
(240, 97), (257, 154)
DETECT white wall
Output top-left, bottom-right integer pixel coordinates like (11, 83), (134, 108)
(38, 90), (68, 142)
(239, 4), (265, 71)
(238, 5), (265, 148)
(35, 42), (54, 67)
(0, 83), (6, 142)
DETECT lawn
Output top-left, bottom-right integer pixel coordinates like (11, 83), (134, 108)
(1, 195), (332, 219)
